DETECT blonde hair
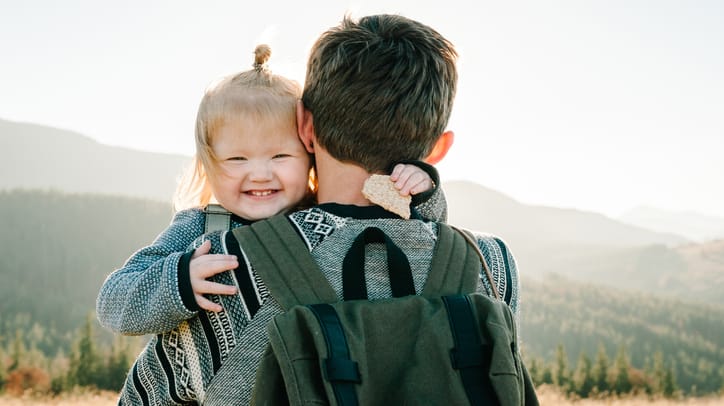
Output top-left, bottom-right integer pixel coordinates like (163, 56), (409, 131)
(174, 45), (303, 211)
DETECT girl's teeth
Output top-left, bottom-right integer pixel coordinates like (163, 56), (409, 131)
(250, 190), (273, 196)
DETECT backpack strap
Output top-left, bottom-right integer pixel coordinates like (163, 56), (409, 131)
(422, 223), (500, 300)
(231, 214), (337, 309)
(429, 225), (501, 405)
(204, 204), (232, 233)
(443, 294), (498, 405)
(454, 226), (500, 300)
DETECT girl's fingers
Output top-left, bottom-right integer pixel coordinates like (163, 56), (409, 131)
(196, 280), (237, 296)
(195, 294), (223, 313)
(191, 240), (212, 259)
(390, 163), (405, 181)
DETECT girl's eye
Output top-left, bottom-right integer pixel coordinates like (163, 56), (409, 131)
(227, 156), (247, 162)
(273, 154), (291, 159)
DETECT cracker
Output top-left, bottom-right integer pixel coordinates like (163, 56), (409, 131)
(362, 174), (411, 219)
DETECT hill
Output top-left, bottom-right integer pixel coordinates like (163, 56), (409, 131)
(0, 190), (173, 354)
(520, 274), (724, 395)
(0, 118), (190, 203)
(619, 206), (724, 242)
(444, 180), (686, 249)
(442, 181), (724, 302)
(3, 118), (722, 303)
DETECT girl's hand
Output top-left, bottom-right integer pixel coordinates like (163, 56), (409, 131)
(390, 163), (435, 196)
(188, 240), (238, 312)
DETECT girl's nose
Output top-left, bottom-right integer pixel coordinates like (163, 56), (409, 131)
(248, 161), (272, 181)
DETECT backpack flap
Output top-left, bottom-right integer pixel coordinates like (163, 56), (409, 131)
(265, 291), (525, 405)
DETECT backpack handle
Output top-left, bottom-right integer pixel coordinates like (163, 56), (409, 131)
(342, 227), (416, 300)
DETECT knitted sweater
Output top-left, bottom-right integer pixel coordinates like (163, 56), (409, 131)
(97, 194), (520, 406)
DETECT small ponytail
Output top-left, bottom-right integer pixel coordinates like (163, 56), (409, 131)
(253, 44), (272, 71)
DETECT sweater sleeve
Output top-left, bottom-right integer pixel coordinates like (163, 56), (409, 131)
(96, 208), (205, 335)
(474, 233), (521, 319)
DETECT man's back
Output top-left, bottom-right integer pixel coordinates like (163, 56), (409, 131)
(208, 204), (520, 403)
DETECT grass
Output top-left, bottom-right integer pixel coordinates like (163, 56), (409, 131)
(0, 390), (118, 405)
(1, 386), (722, 405)
(535, 385), (724, 405)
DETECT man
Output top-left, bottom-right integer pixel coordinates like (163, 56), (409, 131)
(212, 13), (522, 403)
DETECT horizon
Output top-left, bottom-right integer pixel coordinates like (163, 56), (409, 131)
(1, 1), (723, 218)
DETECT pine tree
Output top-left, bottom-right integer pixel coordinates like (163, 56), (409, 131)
(554, 343), (571, 392)
(67, 315), (101, 388)
(540, 363), (554, 385)
(613, 345), (632, 395)
(101, 335), (132, 391)
(662, 362), (678, 398)
(8, 330), (25, 372)
(0, 344), (6, 389)
(591, 343), (609, 395)
(651, 351), (666, 395)
(573, 351), (595, 398)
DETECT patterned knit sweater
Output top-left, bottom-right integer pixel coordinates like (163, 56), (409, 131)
(97, 195), (520, 406)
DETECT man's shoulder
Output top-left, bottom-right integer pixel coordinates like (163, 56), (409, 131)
(286, 206), (438, 245)
(469, 231), (511, 256)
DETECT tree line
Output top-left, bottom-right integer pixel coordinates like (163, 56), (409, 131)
(0, 316), (710, 399)
(519, 274), (724, 395)
(1, 190), (722, 397)
(526, 343), (681, 399)
(0, 315), (137, 396)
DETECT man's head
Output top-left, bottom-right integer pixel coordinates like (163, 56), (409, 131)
(301, 14), (458, 172)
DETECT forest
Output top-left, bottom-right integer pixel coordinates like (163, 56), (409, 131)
(0, 189), (722, 397)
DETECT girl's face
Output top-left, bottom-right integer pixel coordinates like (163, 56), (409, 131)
(209, 115), (311, 221)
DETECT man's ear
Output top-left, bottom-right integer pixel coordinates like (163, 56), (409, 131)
(424, 131), (454, 165)
(297, 100), (315, 153)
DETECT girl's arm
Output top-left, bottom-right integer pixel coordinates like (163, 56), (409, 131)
(96, 208), (206, 335)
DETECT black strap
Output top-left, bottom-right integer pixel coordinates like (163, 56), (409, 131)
(442, 295), (498, 406)
(309, 303), (360, 406)
(342, 227), (415, 300)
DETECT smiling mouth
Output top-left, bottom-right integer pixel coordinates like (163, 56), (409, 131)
(247, 190), (276, 197)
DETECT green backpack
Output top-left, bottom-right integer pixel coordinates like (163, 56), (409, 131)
(230, 215), (538, 405)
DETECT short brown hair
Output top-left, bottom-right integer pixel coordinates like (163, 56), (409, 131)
(302, 14), (458, 172)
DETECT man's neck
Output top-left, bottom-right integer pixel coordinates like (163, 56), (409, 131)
(314, 148), (373, 206)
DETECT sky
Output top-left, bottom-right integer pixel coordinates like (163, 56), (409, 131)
(1, 0), (723, 218)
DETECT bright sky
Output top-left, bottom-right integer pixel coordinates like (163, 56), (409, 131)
(2, 0), (723, 218)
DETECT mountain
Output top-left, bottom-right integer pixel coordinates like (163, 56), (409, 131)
(619, 205), (724, 242)
(5, 118), (720, 301)
(442, 181), (723, 300)
(444, 181), (686, 248)
(0, 118), (190, 203)
(0, 190), (173, 354)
